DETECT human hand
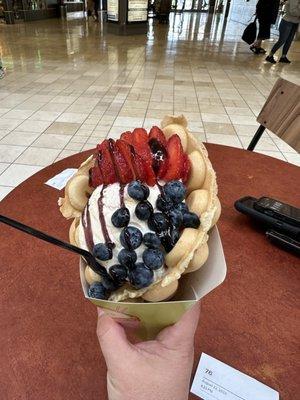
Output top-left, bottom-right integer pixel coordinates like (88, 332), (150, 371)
(96, 303), (200, 400)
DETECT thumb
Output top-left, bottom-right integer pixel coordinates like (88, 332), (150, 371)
(157, 302), (200, 350)
(96, 308), (132, 366)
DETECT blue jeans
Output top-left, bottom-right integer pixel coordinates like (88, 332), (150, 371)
(271, 19), (299, 56)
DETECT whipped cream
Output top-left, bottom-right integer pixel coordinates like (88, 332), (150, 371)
(78, 183), (165, 276)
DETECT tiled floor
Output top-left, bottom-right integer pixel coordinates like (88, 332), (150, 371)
(0, 11), (299, 201)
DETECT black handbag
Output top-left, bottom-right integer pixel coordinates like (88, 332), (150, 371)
(242, 18), (257, 45)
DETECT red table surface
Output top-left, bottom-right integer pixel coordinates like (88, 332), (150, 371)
(0, 144), (299, 400)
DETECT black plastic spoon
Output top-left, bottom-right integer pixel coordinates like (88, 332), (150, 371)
(0, 214), (109, 279)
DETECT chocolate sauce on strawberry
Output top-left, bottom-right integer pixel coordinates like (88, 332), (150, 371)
(149, 138), (167, 174)
(98, 185), (115, 249)
(82, 204), (94, 252)
(108, 139), (121, 182)
(119, 184), (125, 208)
(129, 145), (139, 178)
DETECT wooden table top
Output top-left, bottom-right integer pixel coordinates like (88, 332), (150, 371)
(0, 144), (299, 400)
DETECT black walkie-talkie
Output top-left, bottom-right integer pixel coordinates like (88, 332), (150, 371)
(266, 230), (300, 256)
(234, 196), (300, 240)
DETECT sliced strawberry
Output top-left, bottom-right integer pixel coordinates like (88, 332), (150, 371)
(120, 131), (134, 145)
(132, 128), (148, 145)
(148, 137), (168, 179)
(89, 156), (104, 188)
(115, 139), (135, 177)
(132, 151), (147, 182)
(116, 139), (147, 182)
(132, 128), (151, 161)
(181, 153), (191, 183)
(148, 126), (168, 180)
(107, 139), (133, 184)
(143, 160), (157, 186)
(161, 134), (183, 181)
(98, 141), (118, 185)
(149, 126), (168, 148)
(157, 156), (169, 179)
(132, 128), (156, 186)
(96, 139), (108, 152)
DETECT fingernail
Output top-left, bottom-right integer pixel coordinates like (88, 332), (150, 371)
(97, 307), (105, 316)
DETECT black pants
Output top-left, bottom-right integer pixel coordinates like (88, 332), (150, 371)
(271, 19), (299, 56)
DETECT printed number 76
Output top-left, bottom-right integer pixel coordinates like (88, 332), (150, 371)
(205, 369), (213, 375)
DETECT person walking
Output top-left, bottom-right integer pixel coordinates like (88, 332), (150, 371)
(0, 60), (5, 80)
(87, 0), (93, 17)
(265, 0), (300, 63)
(250, 0), (280, 54)
(93, 0), (100, 21)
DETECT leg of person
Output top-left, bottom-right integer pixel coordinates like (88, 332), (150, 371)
(266, 19), (291, 63)
(252, 39), (262, 48)
(250, 39), (263, 54)
(0, 59), (5, 79)
(271, 19), (292, 54)
(251, 19), (270, 54)
(280, 22), (299, 63)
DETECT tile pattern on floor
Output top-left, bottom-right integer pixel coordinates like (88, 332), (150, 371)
(0, 11), (299, 201)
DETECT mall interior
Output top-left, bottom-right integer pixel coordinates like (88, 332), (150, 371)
(0, 2), (299, 399)
(0, 0), (299, 200)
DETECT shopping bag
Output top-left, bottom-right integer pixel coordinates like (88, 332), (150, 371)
(242, 19), (257, 44)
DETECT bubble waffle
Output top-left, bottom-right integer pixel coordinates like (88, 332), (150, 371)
(59, 115), (220, 302)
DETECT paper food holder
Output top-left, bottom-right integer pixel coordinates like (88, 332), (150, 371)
(80, 226), (227, 340)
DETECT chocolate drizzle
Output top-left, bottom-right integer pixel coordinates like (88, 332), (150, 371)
(149, 138), (167, 174)
(98, 185), (115, 249)
(108, 139), (120, 182)
(129, 144), (140, 178)
(82, 204), (94, 253)
(119, 184), (125, 208)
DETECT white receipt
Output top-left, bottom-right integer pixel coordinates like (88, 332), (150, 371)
(45, 168), (77, 190)
(191, 353), (279, 400)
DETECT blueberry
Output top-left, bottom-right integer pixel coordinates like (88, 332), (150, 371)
(135, 201), (153, 220)
(164, 181), (186, 204)
(143, 249), (164, 270)
(168, 208), (183, 228)
(170, 228), (180, 245)
(88, 282), (109, 300)
(174, 202), (189, 214)
(158, 233), (173, 253)
(118, 248), (137, 267)
(128, 181), (149, 201)
(101, 275), (119, 291)
(93, 243), (113, 261)
(111, 207), (130, 228)
(129, 263), (154, 289)
(148, 212), (169, 232)
(143, 232), (161, 249)
(156, 194), (173, 212)
(183, 212), (200, 229)
(109, 264), (128, 285)
(120, 226), (143, 250)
